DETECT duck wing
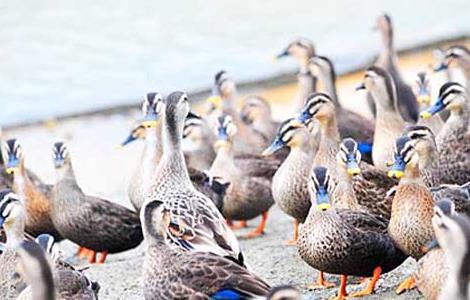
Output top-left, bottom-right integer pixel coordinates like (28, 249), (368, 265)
(234, 154), (281, 178)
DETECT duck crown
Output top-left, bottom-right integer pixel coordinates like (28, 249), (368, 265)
(404, 125), (435, 141)
(438, 82), (466, 102)
(339, 138), (361, 162)
(3, 138), (22, 160)
(52, 142), (69, 160)
(434, 199), (456, 218)
(446, 45), (470, 58)
(35, 234), (57, 258)
(0, 188), (20, 218)
(303, 92), (333, 114)
(311, 166), (331, 191)
(142, 92), (164, 116)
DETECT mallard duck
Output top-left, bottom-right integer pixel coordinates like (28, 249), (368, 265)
(415, 199), (455, 300)
(183, 111), (216, 170)
(206, 71), (269, 154)
(297, 93), (396, 219)
(0, 189), (26, 299)
(240, 95), (280, 142)
(126, 92), (164, 212)
(51, 142), (143, 264)
(121, 96), (229, 213)
(262, 118), (314, 245)
(420, 82), (470, 185)
(141, 199), (270, 299)
(357, 66), (406, 170)
(372, 13), (418, 122)
(434, 45), (470, 88)
(210, 115), (273, 238)
(430, 202), (470, 300)
(414, 72), (444, 135)
(2, 139), (63, 241)
(297, 166), (407, 299)
(276, 38), (316, 111)
(308, 55), (375, 163)
(144, 91), (244, 266)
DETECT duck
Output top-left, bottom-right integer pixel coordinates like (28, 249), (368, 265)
(144, 91), (245, 266)
(414, 72), (444, 135)
(420, 82), (470, 185)
(434, 45), (470, 88)
(415, 199), (455, 300)
(266, 285), (302, 300)
(141, 199), (270, 299)
(51, 142), (143, 264)
(0, 189), (26, 299)
(262, 118), (314, 245)
(240, 95), (280, 142)
(372, 13), (419, 122)
(308, 55), (375, 163)
(182, 111), (216, 170)
(205, 71), (269, 154)
(431, 202), (470, 300)
(276, 38), (316, 111)
(357, 66), (406, 170)
(0, 128), (13, 190)
(297, 93), (396, 219)
(121, 95), (229, 213)
(2, 139), (63, 241)
(210, 115), (274, 238)
(297, 166), (407, 299)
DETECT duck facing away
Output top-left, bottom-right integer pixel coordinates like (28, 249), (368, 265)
(3, 139), (63, 241)
(51, 142), (143, 263)
(262, 118), (314, 245)
(141, 199), (270, 299)
(373, 13), (418, 122)
(420, 82), (470, 185)
(308, 55), (375, 163)
(357, 66), (406, 170)
(144, 91), (245, 266)
(210, 115), (274, 238)
(297, 166), (407, 299)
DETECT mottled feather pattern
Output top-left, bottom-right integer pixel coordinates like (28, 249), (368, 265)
(415, 249), (447, 300)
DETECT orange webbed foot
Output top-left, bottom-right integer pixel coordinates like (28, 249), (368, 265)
(244, 212), (268, 239)
(307, 272), (336, 290)
(395, 275), (416, 294)
(350, 266), (382, 297)
(330, 275), (348, 300)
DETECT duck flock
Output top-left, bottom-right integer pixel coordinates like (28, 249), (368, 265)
(2, 13), (470, 300)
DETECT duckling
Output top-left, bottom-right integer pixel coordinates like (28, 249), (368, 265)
(183, 111), (216, 170)
(240, 95), (280, 142)
(373, 13), (418, 122)
(206, 71), (269, 154)
(434, 45), (470, 88)
(276, 38), (316, 112)
(414, 72), (444, 135)
(262, 118), (314, 245)
(266, 285), (302, 300)
(415, 199), (455, 300)
(210, 115), (274, 238)
(141, 199), (270, 299)
(0, 189), (26, 299)
(2, 139), (63, 241)
(144, 91), (244, 266)
(297, 93), (396, 219)
(297, 166), (407, 299)
(357, 66), (406, 170)
(308, 55), (375, 163)
(420, 82), (470, 185)
(432, 205), (470, 300)
(51, 142), (143, 264)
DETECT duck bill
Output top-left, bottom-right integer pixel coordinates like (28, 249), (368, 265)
(261, 137), (285, 156)
(53, 158), (65, 169)
(141, 113), (158, 128)
(346, 159), (361, 176)
(420, 98), (445, 119)
(297, 109), (312, 125)
(433, 63), (448, 72)
(276, 49), (289, 59)
(387, 157), (406, 179)
(355, 82), (366, 91)
(5, 158), (19, 174)
(120, 134), (138, 147)
(315, 188), (331, 211)
(207, 96), (223, 110)
(417, 92), (431, 105)
(422, 239), (440, 253)
(0, 215), (4, 228)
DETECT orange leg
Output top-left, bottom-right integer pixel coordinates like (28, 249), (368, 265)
(395, 275), (416, 294)
(245, 212), (268, 238)
(285, 219), (299, 246)
(98, 251), (108, 264)
(88, 250), (97, 264)
(232, 220), (248, 230)
(76, 247), (87, 259)
(307, 272), (336, 290)
(350, 266), (382, 297)
(332, 275), (348, 300)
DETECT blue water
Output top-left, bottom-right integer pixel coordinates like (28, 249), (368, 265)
(1, 0), (470, 126)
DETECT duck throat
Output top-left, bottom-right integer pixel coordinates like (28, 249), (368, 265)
(317, 68), (339, 106)
(12, 162), (32, 201)
(314, 115), (340, 171)
(4, 216), (25, 249)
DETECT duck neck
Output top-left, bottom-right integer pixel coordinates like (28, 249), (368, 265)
(12, 160), (33, 201)
(55, 162), (80, 192)
(4, 215), (25, 249)
(315, 115), (340, 170)
(295, 72), (316, 110)
(318, 69), (339, 105)
(142, 126), (162, 165)
(335, 166), (360, 210)
(211, 142), (238, 178)
(417, 144), (441, 186)
(400, 163), (423, 185)
(438, 104), (470, 145)
(31, 260), (56, 300)
(378, 26), (394, 65)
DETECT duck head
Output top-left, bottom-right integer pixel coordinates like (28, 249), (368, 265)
(337, 138), (361, 177)
(3, 139), (24, 175)
(310, 166), (333, 212)
(52, 142), (71, 169)
(357, 66), (397, 111)
(297, 92), (335, 125)
(434, 45), (470, 72)
(0, 189), (23, 230)
(404, 125), (437, 160)
(120, 124), (147, 147)
(240, 96), (272, 124)
(141, 92), (164, 128)
(308, 55), (336, 80)
(414, 72), (431, 106)
(420, 82), (467, 118)
(387, 136), (418, 179)
(214, 115), (237, 150)
(262, 118), (304, 156)
(275, 38), (315, 61)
